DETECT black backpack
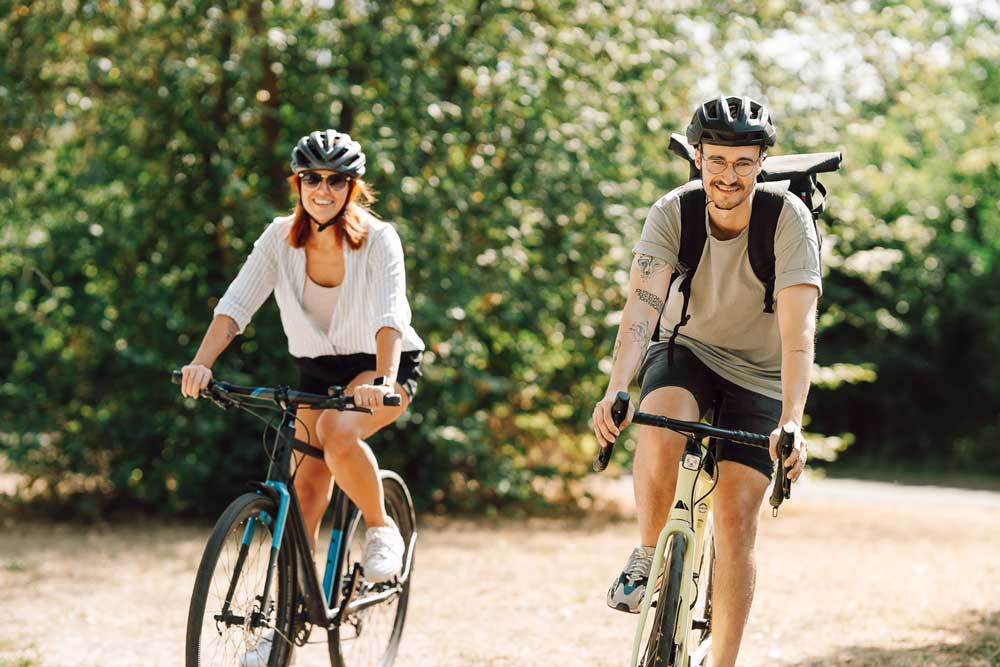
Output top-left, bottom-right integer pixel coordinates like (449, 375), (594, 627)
(653, 134), (843, 350)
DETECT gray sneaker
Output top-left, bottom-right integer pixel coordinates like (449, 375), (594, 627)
(607, 546), (655, 614)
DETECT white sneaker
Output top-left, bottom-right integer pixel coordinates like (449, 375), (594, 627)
(240, 629), (272, 667)
(240, 630), (294, 667)
(362, 517), (405, 583)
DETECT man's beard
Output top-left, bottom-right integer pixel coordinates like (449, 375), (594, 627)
(708, 181), (751, 211)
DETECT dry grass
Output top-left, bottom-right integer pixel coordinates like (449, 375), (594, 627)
(2, 477), (998, 667)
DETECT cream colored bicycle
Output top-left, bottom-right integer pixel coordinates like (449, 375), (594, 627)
(594, 392), (793, 667)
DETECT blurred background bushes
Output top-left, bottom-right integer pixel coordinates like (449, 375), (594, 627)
(1, 0), (998, 518)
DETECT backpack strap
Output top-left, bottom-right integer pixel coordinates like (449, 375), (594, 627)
(746, 183), (788, 314)
(657, 183), (707, 361)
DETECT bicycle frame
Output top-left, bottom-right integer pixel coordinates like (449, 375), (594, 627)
(630, 435), (716, 667)
(222, 408), (416, 633)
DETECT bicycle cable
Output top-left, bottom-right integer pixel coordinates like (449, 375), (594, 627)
(692, 438), (720, 509)
(221, 396), (322, 483)
(286, 410), (316, 486)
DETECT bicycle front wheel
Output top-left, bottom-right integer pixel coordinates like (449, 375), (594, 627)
(186, 492), (296, 667)
(688, 527), (715, 666)
(641, 533), (688, 667)
(329, 470), (415, 667)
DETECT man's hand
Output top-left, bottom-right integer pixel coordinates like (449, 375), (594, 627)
(592, 392), (636, 447)
(769, 421), (807, 482)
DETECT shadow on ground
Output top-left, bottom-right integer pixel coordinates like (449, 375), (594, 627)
(789, 610), (1000, 667)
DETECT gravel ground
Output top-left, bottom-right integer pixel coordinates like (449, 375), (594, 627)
(2, 476), (998, 667)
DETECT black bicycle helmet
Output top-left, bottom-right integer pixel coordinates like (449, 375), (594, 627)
(686, 96), (776, 147)
(290, 129), (366, 176)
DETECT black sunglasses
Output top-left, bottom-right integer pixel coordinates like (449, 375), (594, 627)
(299, 172), (353, 190)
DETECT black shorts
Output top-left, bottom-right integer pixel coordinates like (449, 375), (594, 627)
(637, 343), (780, 480)
(294, 351), (423, 400)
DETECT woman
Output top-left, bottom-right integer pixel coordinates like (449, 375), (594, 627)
(180, 130), (424, 587)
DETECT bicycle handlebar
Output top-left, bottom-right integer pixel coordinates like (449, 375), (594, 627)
(593, 391), (794, 513)
(593, 391), (770, 470)
(170, 370), (402, 409)
(593, 392), (630, 472)
(769, 425), (795, 514)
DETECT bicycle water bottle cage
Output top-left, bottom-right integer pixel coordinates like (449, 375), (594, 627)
(327, 385), (345, 398)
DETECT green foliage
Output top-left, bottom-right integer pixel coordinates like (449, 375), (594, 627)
(2, 0), (998, 516)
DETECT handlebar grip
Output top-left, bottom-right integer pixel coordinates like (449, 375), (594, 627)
(594, 392), (631, 473)
(611, 391), (630, 428)
(383, 394), (402, 407)
(730, 429), (769, 447)
(768, 425), (795, 514)
(171, 370), (182, 384)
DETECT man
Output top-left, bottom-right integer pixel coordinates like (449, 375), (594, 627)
(592, 96), (819, 667)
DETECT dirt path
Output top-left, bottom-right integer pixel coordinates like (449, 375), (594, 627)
(2, 477), (998, 667)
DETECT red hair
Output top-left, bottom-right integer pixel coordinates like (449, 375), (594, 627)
(285, 175), (379, 250)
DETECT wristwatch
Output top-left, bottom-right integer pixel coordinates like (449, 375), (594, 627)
(372, 376), (388, 387)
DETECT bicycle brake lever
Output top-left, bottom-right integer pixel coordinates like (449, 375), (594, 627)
(207, 393), (234, 410)
(594, 391), (630, 472)
(769, 426), (795, 517)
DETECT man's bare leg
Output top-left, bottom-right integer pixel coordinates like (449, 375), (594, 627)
(709, 460), (770, 667)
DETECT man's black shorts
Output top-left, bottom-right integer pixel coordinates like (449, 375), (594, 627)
(294, 351), (423, 400)
(637, 343), (779, 480)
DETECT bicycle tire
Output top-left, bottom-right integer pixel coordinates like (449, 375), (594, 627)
(641, 533), (688, 667)
(689, 528), (715, 665)
(328, 470), (415, 667)
(186, 492), (296, 667)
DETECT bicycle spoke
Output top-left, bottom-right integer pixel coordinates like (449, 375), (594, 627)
(189, 498), (289, 667)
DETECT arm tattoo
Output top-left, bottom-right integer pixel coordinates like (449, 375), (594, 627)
(612, 337), (622, 362)
(635, 289), (664, 313)
(636, 254), (667, 282)
(628, 320), (651, 345)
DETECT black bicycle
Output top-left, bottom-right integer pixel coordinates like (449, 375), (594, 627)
(173, 371), (416, 667)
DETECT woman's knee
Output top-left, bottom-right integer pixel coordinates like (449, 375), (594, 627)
(317, 415), (362, 459)
(295, 468), (331, 508)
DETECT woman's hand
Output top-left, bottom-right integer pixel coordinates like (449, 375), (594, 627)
(353, 382), (394, 410)
(180, 364), (213, 399)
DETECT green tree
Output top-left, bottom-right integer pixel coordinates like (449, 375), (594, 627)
(2, 0), (997, 518)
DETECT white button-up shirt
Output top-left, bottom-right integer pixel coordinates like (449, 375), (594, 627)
(214, 215), (425, 358)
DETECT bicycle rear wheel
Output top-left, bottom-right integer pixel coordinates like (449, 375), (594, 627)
(328, 470), (415, 667)
(186, 492), (296, 667)
(640, 533), (688, 667)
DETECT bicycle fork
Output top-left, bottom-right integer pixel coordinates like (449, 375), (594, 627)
(630, 437), (711, 667)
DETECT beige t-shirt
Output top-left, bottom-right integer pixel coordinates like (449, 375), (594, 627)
(633, 183), (822, 400)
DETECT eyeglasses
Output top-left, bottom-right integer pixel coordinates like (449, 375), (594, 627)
(703, 156), (759, 177)
(298, 172), (353, 190)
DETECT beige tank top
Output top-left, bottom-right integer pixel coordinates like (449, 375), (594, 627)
(301, 273), (341, 333)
